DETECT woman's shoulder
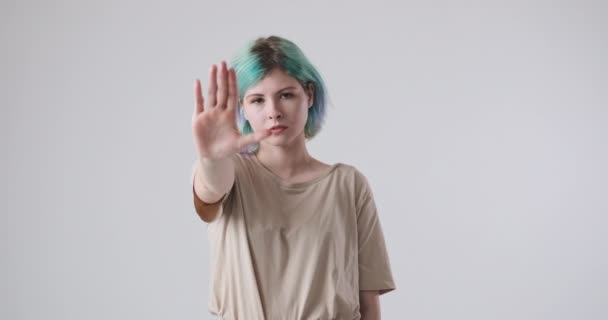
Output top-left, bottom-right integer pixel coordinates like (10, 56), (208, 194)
(331, 160), (367, 176)
(330, 161), (374, 190)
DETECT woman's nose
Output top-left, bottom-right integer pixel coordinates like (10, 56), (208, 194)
(267, 100), (282, 119)
(268, 112), (282, 119)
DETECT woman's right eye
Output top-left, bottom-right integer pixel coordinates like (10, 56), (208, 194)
(251, 98), (263, 104)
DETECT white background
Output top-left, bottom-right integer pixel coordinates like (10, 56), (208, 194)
(2, 0), (607, 319)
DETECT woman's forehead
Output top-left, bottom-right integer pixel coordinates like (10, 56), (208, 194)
(244, 69), (302, 95)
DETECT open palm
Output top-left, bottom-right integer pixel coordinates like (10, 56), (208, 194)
(192, 61), (270, 160)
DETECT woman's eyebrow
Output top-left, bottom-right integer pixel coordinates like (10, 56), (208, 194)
(277, 86), (296, 92)
(245, 86), (297, 99)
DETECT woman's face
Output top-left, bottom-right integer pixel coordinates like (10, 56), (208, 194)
(242, 68), (313, 148)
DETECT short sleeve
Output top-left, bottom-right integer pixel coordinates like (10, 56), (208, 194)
(355, 171), (396, 295)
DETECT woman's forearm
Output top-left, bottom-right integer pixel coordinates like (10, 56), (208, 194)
(359, 290), (381, 320)
(193, 156), (235, 203)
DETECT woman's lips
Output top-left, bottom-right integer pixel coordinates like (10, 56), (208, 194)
(269, 126), (287, 134)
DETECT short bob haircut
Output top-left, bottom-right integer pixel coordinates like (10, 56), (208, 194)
(230, 35), (328, 153)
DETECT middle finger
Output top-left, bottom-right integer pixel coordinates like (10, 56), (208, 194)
(216, 61), (228, 108)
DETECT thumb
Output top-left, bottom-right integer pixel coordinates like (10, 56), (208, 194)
(237, 130), (271, 149)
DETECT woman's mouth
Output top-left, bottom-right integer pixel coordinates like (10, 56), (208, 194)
(269, 126), (288, 135)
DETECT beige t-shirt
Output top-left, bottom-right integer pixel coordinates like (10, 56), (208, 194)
(191, 153), (396, 320)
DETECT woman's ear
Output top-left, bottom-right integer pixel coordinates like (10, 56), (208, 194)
(239, 100), (249, 121)
(307, 83), (315, 108)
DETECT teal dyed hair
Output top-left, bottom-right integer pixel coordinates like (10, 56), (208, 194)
(230, 35), (328, 153)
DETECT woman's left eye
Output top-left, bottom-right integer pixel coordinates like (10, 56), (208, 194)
(281, 93), (293, 99)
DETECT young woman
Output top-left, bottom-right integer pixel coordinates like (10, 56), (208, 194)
(190, 35), (395, 320)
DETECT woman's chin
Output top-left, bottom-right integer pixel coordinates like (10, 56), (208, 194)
(261, 135), (292, 147)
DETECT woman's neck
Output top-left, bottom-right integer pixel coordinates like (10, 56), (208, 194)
(255, 137), (315, 180)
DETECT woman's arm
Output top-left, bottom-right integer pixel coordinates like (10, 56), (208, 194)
(359, 290), (380, 320)
(191, 62), (270, 222)
(192, 157), (235, 222)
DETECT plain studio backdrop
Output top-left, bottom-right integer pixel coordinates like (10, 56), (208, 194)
(2, 0), (607, 319)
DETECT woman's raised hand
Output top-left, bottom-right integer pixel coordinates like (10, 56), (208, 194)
(192, 61), (270, 160)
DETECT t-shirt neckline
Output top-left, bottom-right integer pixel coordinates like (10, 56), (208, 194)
(251, 153), (341, 189)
